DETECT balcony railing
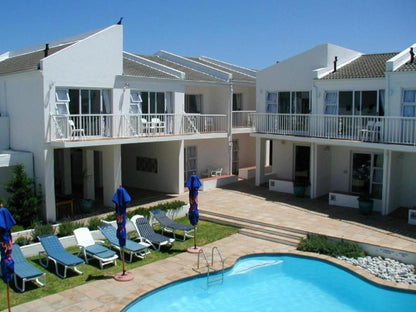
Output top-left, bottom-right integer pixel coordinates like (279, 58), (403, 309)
(252, 114), (416, 146)
(232, 110), (255, 128)
(50, 113), (227, 142)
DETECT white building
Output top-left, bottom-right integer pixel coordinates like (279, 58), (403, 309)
(254, 43), (416, 215)
(0, 25), (256, 222)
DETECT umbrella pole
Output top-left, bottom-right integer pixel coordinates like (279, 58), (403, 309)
(193, 225), (197, 249)
(121, 248), (126, 275)
(7, 283), (11, 312)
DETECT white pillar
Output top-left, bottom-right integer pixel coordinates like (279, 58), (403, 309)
(310, 143), (317, 199)
(44, 147), (56, 222)
(82, 149), (95, 200)
(102, 145), (122, 207)
(255, 137), (266, 186)
(382, 149), (391, 216)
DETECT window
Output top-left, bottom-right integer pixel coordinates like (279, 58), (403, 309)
(278, 92), (290, 113)
(184, 146), (197, 181)
(402, 90), (416, 117)
(293, 91), (310, 114)
(324, 90), (383, 116)
(136, 157), (158, 173)
(266, 92), (277, 113)
(67, 89), (108, 115)
(233, 93), (242, 111)
(55, 89), (69, 115)
(351, 152), (383, 199)
(185, 94), (202, 113)
(130, 91), (142, 114)
(140, 91), (165, 114)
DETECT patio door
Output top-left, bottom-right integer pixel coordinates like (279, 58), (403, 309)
(232, 140), (239, 175)
(184, 146), (197, 182)
(294, 145), (310, 183)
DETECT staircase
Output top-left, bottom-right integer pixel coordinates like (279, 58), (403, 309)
(199, 210), (307, 247)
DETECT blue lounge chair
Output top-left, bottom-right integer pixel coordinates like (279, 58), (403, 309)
(12, 244), (46, 292)
(38, 234), (85, 278)
(73, 227), (118, 269)
(150, 209), (194, 240)
(131, 215), (174, 251)
(98, 224), (149, 263)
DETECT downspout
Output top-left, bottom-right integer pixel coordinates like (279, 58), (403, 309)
(228, 83), (233, 175)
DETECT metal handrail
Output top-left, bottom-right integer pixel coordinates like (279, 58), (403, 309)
(211, 246), (225, 282)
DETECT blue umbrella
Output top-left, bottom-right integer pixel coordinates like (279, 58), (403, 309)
(112, 186), (131, 277)
(0, 205), (16, 312)
(186, 174), (202, 249)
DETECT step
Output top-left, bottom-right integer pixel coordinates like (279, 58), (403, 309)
(199, 210), (306, 247)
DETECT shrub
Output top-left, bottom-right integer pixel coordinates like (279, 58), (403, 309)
(11, 225), (25, 233)
(31, 222), (55, 242)
(297, 234), (365, 258)
(87, 217), (104, 230)
(14, 236), (31, 246)
(6, 164), (41, 228)
(57, 220), (84, 237)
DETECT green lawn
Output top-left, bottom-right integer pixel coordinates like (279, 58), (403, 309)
(0, 218), (239, 310)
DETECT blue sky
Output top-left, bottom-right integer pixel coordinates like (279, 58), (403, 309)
(1, 0), (415, 70)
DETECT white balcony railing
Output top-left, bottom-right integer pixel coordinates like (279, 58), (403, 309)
(232, 110), (255, 128)
(50, 113), (227, 142)
(252, 114), (416, 146)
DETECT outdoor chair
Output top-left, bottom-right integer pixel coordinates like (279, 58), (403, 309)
(360, 120), (382, 142)
(68, 119), (85, 140)
(12, 243), (46, 292)
(150, 209), (194, 241)
(98, 224), (150, 263)
(130, 215), (174, 251)
(150, 117), (165, 133)
(38, 234), (85, 278)
(73, 227), (118, 269)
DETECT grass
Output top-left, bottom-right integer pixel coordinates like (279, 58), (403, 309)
(0, 217), (239, 310)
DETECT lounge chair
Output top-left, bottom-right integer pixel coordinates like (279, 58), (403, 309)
(150, 209), (194, 241)
(12, 244), (46, 292)
(131, 215), (174, 251)
(73, 227), (118, 269)
(38, 234), (85, 278)
(98, 224), (149, 263)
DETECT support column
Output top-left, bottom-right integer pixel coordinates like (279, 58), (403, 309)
(255, 137), (266, 186)
(228, 84), (233, 175)
(382, 149), (391, 216)
(102, 145), (121, 207)
(310, 143), (317, 199)
(82, 149), (95, 200)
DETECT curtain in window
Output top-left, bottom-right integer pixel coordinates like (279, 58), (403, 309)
(324, 92), (337, 115)
(403, 90), (416, 103)
(266, 92), (277, 113)
(402, 90), (416, 117)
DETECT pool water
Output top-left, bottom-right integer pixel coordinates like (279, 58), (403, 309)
(123, 255), (416, 312)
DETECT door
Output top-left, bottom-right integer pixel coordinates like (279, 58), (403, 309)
(294, 146), (310, 183)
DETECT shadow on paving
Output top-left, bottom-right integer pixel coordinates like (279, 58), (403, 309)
(219, 178), (416, 241)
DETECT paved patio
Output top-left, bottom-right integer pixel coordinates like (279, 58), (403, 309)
(4, 179), (416, 311)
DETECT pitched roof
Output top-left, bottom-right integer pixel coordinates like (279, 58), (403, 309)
(320, 52), (398, 80)
(396, 61), (416, 72)
(123, 57), (179, 79)
(0, 44), (72, 75)
(186, 57), (255, 82)
(136, 54), (221, 82)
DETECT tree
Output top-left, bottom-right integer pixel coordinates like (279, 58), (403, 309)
(5, 164), (40, 228)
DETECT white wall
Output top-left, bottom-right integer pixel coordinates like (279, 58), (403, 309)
(121, 141), (182, 194)
(315, 145), (331, 197)
(398, 152), (416, 208)
(387, 71), (416, 116)
(272, 141), (293, 180)
(185, 85), (229, 114)
(329, 146), (351, 192)
(233, 85), (256, 110)
(232, 133), (255, 168)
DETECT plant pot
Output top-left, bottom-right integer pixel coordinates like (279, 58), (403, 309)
(358, 199), (373, 215)
(80, 199), (93, 213)
(294, 185), (306, 198)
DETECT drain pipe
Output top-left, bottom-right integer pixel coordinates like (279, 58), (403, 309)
(228, 83), (233, 175)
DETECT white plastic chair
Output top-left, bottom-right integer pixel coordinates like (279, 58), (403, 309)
(68, 120), (85, 140)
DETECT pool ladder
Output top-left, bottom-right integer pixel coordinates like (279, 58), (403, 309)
(197, 247), (224, 287)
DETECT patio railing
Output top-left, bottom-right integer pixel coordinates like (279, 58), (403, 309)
(50, 113), (228, 141)
(252, 114), (416, 146)
(232, 110), (255, 128)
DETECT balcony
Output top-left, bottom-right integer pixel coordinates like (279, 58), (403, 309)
(252, 114), (416, 146)
(50, 113), (227, 142)
(232, 110), (255, 128)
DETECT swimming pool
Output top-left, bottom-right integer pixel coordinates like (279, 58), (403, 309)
(123, 254), (416, 312)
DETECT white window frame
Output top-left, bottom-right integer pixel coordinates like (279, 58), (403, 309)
(55, 89), (69, 115)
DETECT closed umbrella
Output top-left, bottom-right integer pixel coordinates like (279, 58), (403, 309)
(112, 186), (133, 281)
(0, 204), (16, 312)
(186, 174), (202, 253)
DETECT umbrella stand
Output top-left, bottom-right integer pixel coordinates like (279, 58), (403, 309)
(187, 225), (202, 254)
(114, 247), (134, 282)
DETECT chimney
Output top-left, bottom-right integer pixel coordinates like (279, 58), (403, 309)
(333, 56), (338, 72)
(410, 47), (415, 64)
(44, 43), (49, 57)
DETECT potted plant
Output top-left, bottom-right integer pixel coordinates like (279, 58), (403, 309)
(357, 193), (373, 215)
(293, 178), (309, 198)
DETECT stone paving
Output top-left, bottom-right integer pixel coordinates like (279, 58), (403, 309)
(4, 181), (416, 311)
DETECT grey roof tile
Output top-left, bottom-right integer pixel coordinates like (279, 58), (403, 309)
(396, 61), (416, 72)
(123, 58), (179, 79)
(0, 44), (72, 75)
(321, 52), (398, 79)
(136, 54), (220, 82)
(186, 57), (255, 83)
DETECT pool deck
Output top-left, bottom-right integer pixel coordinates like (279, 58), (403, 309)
(4, 180), (416, 311)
